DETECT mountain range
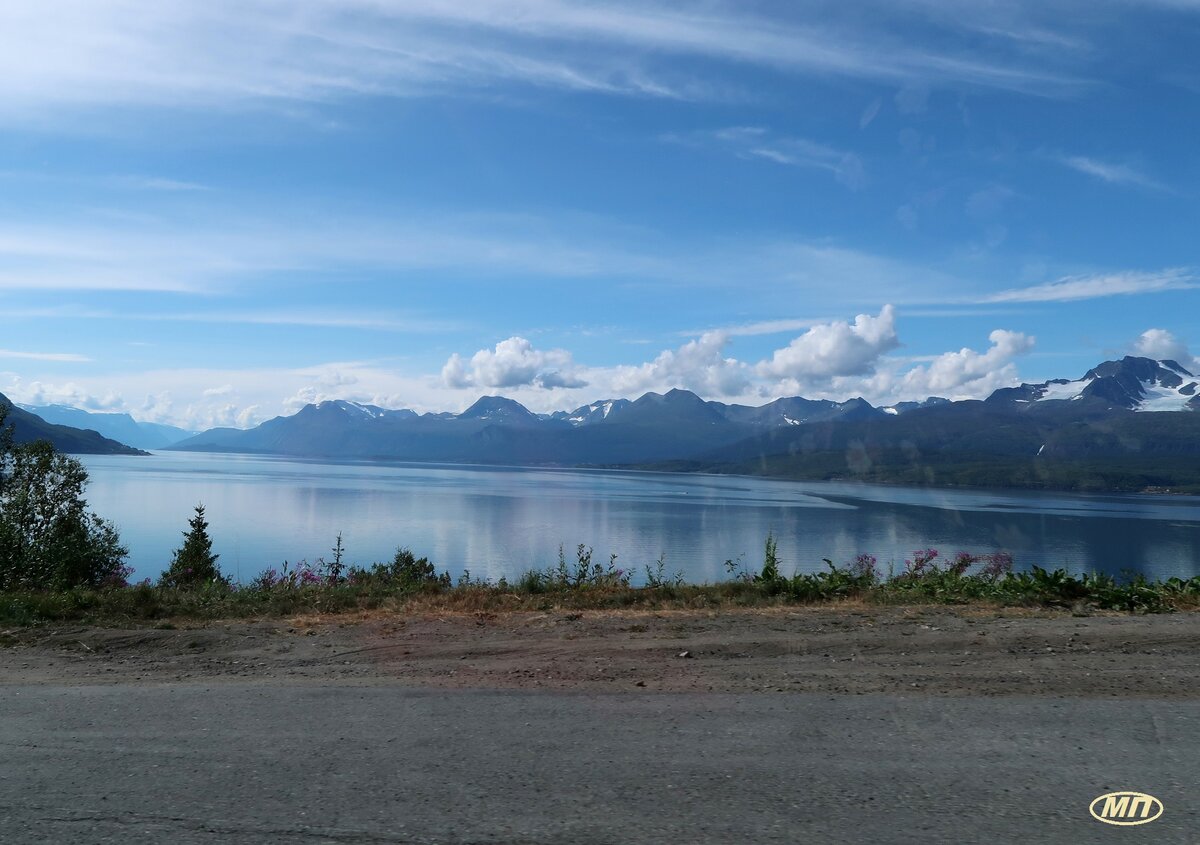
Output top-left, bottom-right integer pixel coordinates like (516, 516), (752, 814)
(6, 356), (1199, 491)
(164, 356), (1200, 491)
(17, 403), (196, 450)
(0, 394), (146, 456)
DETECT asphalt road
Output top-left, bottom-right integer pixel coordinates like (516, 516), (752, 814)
(1, 685), (1197, 844)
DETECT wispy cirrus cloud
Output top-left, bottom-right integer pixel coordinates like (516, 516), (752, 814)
(0, 214), (675, 293)
(1057, 155), (1167, 191)
(0, 348), (91, 362)
(664, 126), (867, 189)
(985, 268), (1196, 303)
(0, 207), (963, 307)
(0, 0), (1091, 127)
(679, 317), (830, 338)
(0, 305), (461, 333)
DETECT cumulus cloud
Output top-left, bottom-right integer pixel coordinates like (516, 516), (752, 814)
(1132, 328), (1199, 373)
(897, 329), (1035, 398)
(609, 331), (751, 397)
(756, 306), (898, 383)
(2, 308), (1044, 427)
(5, 378), (123, 411)
(441, 337), (587, 390)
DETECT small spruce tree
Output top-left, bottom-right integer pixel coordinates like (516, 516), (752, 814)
(160, 504), (225, 589)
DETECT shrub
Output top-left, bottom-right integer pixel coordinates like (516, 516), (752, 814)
(346, 547), (448, 590)
(0, 416), (129, 591)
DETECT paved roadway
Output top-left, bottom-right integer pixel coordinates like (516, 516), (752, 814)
(1, 685), (1197, 843)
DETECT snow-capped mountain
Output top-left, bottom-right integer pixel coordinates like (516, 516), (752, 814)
(717, 396), (882, 427)
(169, 355), (1200, 492)
(550, 399), (632, 426)
(880, 397), (951, 416)
(315, 400), (417, 421)
(988, 357), (1199, 412)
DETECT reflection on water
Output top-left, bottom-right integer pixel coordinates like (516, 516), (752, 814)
(75, 451), (1200, 583)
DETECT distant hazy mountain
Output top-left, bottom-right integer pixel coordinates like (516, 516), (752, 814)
(171, 386), (885, 465)
(1, 395), (145, 455)
(18, 403), (196, 450)
(716, 396), (883, 427)
(168, 356), (1200, 491)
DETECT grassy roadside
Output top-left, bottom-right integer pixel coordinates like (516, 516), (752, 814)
(3, 546), (1198, 627)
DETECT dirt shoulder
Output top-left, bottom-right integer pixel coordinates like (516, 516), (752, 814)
(3, 604), (1199, 698)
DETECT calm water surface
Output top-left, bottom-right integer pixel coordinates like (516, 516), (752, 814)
(76, 452), (1200, 583)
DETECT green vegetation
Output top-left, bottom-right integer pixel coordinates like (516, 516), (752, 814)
(2, 425), (1196, 628)
(3, 536), (1199, 628)
(0, 407), (129, 592)
(159, 504), (227, 589)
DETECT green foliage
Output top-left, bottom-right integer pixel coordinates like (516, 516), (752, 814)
(159, 504), (226, 590)
(345, 547), (448, 590)
(643, 552), (683, 588)
(756, 533), (781, 583)
(4, 528), (1200, 627)
(515, 544), (632, 593)
(0, 412), (129, 591)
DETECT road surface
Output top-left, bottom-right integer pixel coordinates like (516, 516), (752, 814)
(2, 684), (1196, 843)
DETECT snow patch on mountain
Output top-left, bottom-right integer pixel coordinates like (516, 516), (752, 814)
(1037, 380), (1084, 401)
(1138, 380), (1196, 412)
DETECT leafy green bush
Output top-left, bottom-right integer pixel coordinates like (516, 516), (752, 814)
(0, 412), (129, 591)
(347, 547), (448, 590)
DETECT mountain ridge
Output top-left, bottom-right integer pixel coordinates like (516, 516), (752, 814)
(163, 356), (1200, 493)
(1, 395), (147, 455)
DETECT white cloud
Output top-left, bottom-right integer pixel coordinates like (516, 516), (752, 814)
(897, 329), (1035, 399)
(0, 348), (91, 362)
(4, 378), (123, 410)
(609, 332), (751, 397)
(756, 306), (899, 382)
(1057, 155), (1166, 191)
(0, 0), (1087, 128)
(859, 97), (882, 128)
(985, 268), (1196, 303)
(678, 317), (828, 338)
(442, 337), (586, 390)
(666, 127), (867, 189)
(117, 176), (210, 192)
(2, 308), (1046, 427)
(1132, 328), (1199, 372)
(0, 214), (676, 293)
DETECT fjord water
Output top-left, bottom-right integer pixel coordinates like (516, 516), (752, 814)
(77, 452), (1200, 584)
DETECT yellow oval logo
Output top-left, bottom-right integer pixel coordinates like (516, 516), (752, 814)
(1089, 792), (1163, 826)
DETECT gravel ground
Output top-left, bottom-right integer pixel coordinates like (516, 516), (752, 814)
(3, 604), (1199, 697)
(3, 606), (1198, 843)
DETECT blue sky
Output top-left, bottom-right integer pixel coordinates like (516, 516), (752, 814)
(1, 0), (1198, 428)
